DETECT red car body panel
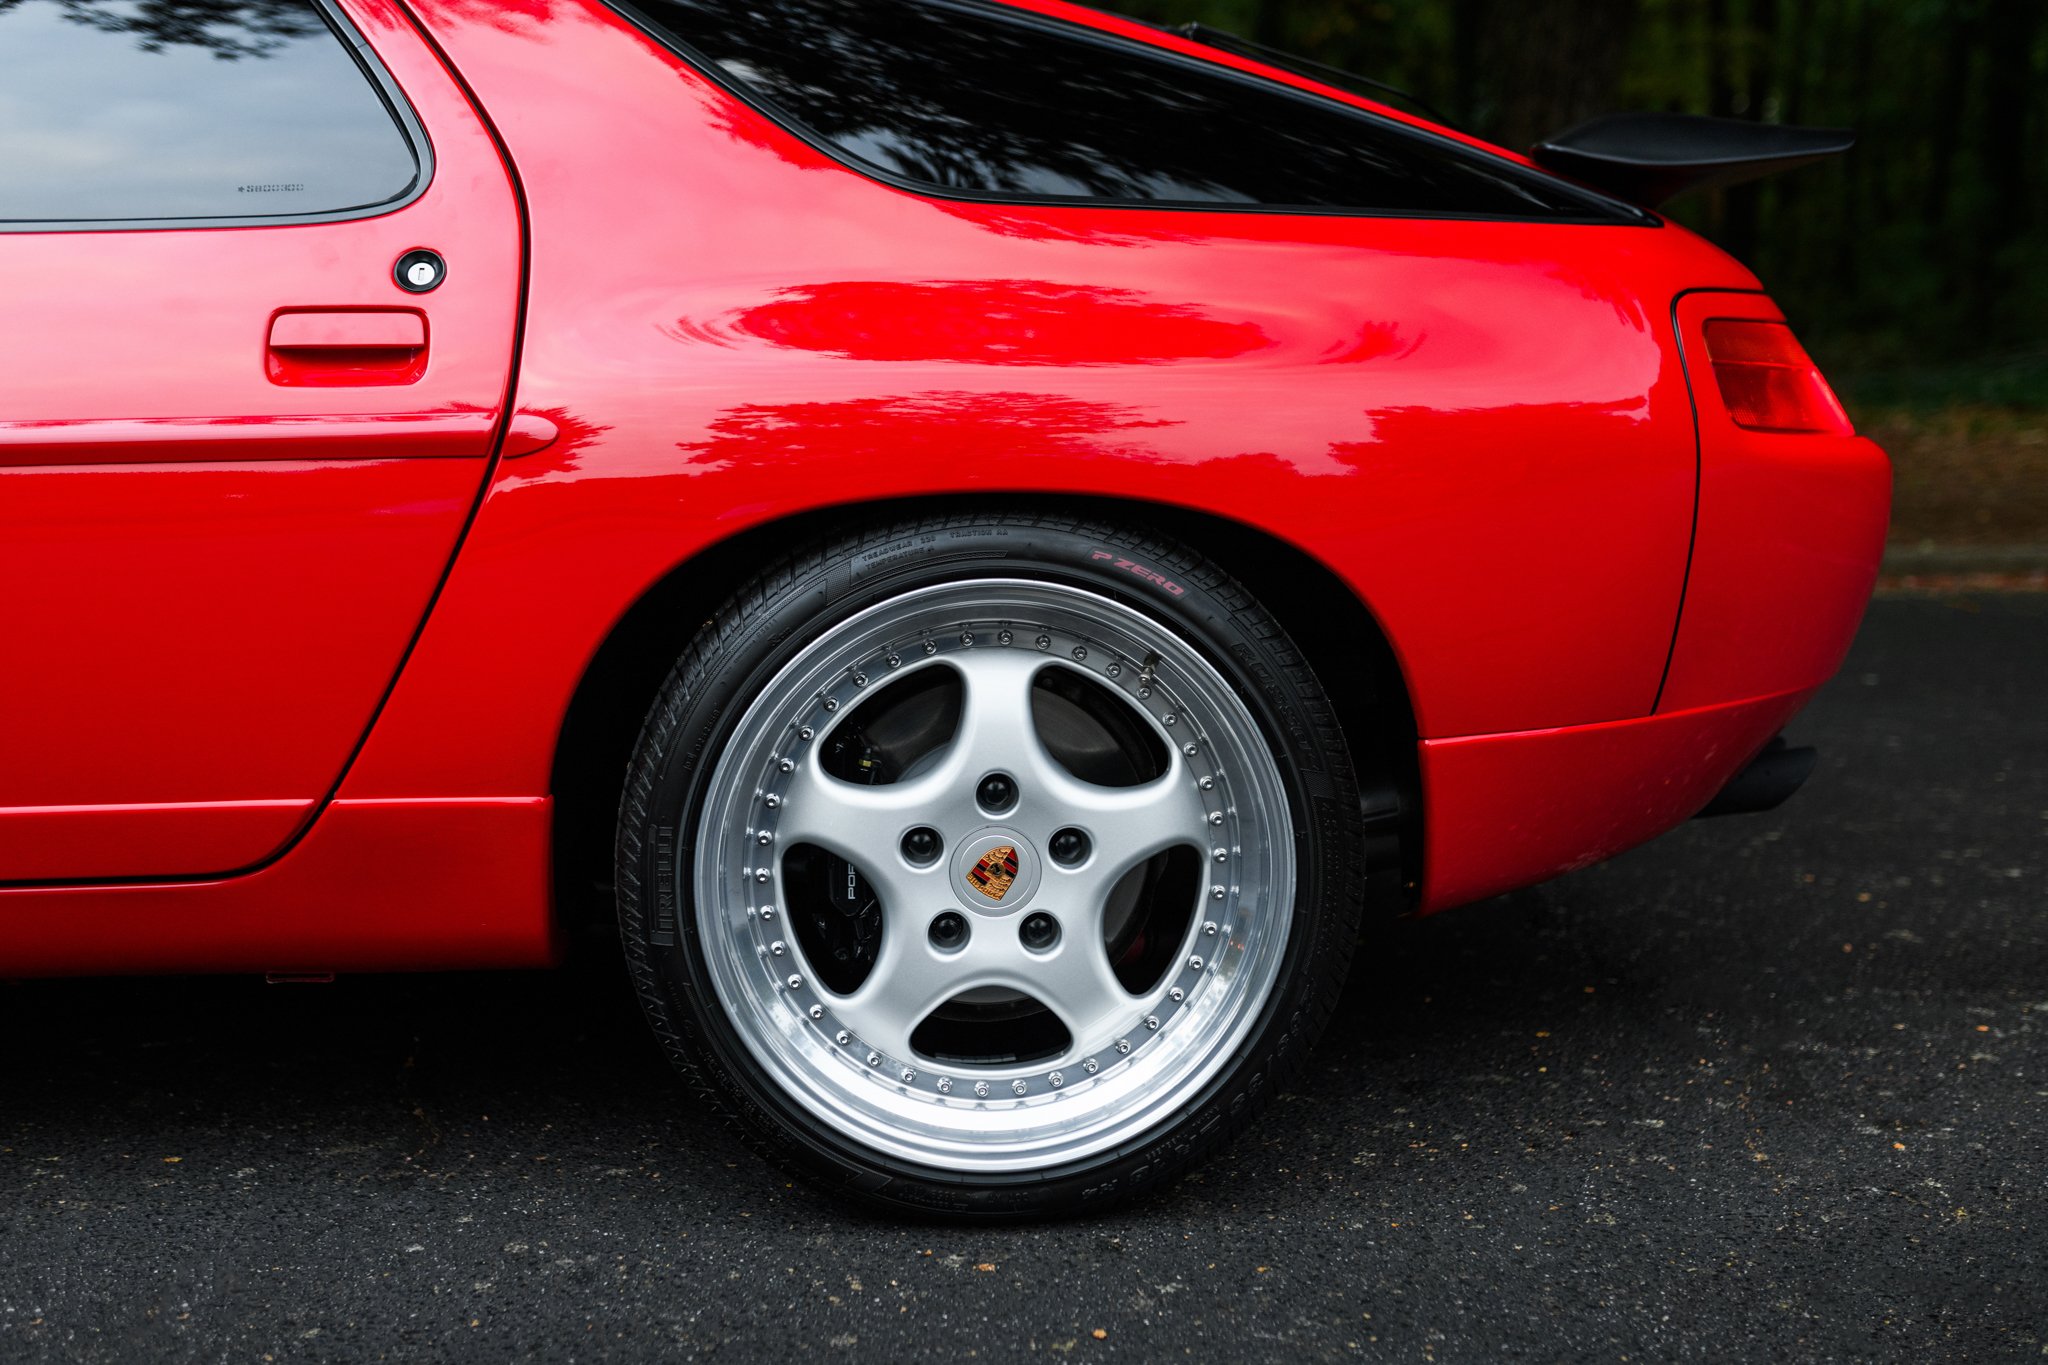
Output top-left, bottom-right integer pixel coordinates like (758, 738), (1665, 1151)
(0, 0), (523, 881)
(1419, 686), (1818, 911)
(0, 800), (555, 977)
(0, 0), (1888, 970)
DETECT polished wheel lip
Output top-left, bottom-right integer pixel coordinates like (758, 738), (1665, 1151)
(692, 578), (1294, 1174)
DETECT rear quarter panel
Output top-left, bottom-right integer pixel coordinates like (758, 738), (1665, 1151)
(347, 0), (1758, 808)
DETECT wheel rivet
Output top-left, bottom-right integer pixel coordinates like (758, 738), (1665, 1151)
(901, 1068), (916, 1083)
(974, 1081), (990, 1098)
(836, 1030), (850, 1045)
(1011, 1079), (1028, 1096)
(1188, 955), (1203, 970)
(977, 772), (1018, 813)
(1163, 714), (1177, 726)
(769, 940), (785, 956)
(787, 974), (803, 989)
(1169, 987), (1184, 1002)
(1145, 1015), (1160, 1031)
(1019, 912), (1059, 951)
(1212, 885), (1226, 899)
(758, 830), (774, 844)
(1071, 646), (1087, 661)
(1138, 686), (1152, 699)
(866, 1051), (880, 1066)
(902, 826), (942, 865)
(937, 1077), (953, 1093)
(809, 1004), (824, 1020)
(1184, 743), (1199, 757)
(1107, 663), (1122, 679)
(778, 759), (794, 773)
(888, 654), (901, 668)
(929, 911), (969, 951)
(1198, 777), (1214, 791)
(853, 672), (867, 687)
(923, 640), (937, 655)
(1083, 1058), (1099, 1074)
(1212, 848), (1229, 863)
(799, 727), (813, 740)
(822, 697), (838, 712)
(1204, 921), (1219, 936)
(998, 629), (1013, 645)
(1049, 1071), (1064, 1088)
(1115, 1038), (1131, 1054)
(960, 631), (975, 646)
(760, 906), (776, 921)
(1035, 634), (1051, 650)
(756, 869), (772, 883)
(1049, 827), (1089, 866)
(764, 793), (781, 808)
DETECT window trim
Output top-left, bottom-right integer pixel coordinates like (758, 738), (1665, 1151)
(606, 0), (1656, 227)
(0, 0), (434, 234)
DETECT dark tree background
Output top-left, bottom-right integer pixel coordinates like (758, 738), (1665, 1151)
(1120, 0), (2048, 401)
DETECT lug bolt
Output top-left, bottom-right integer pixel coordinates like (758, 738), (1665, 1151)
(1019, 912), (1060, 951)
(976, 772), (1018, 813)
(1048, 827), (1090, 866)
(930, 912), (969, 951)
(902, 826), (942, 865)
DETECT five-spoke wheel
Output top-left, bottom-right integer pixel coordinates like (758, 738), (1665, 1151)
(618, 518), (1367, 1215)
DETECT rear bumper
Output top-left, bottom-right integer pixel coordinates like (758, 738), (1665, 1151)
(1409, 290), (1889, 914)
(1415, 686), (1813, 913)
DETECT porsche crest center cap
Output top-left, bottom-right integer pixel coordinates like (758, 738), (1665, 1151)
(967, 845), (1019, 901)
(951, 830), (1041, 915)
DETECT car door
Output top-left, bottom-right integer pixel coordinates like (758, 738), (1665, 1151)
(0, 0), (521, 881)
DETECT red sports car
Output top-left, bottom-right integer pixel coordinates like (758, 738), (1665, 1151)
(0, 0), (1889, 1215)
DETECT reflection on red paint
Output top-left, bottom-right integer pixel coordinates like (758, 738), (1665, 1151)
(677, 390), (1178, 472)
(717, 279), (1269, 366)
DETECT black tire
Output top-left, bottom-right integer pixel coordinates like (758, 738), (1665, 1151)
(615, 513), (1365, 1218)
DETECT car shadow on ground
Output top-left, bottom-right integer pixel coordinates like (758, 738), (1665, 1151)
(0, 868), (1760, 1213)
(0, 892), (1592, 1184)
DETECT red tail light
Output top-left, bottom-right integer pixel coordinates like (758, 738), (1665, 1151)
(1702, 319), (1853, 435)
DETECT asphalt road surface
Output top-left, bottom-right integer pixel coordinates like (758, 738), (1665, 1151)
(3, 593), (2041, 1363)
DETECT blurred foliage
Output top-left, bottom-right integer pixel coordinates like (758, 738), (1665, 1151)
(1114, 0), (2048, 397)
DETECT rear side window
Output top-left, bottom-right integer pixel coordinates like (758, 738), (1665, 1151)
(0, 0), (423, 226)
(618, 0), (1623, 219)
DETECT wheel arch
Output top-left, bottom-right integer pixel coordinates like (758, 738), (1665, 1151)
(549, 495), (1420, 945)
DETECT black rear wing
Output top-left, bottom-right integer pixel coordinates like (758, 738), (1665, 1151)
(1531, 113), (1853, 208)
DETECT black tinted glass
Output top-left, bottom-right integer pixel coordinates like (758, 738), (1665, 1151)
(624, 0), (1612, 217)
(0, 0), (420, 224)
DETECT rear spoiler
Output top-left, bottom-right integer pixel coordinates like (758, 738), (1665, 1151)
(1530, 113), (1853, 208)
